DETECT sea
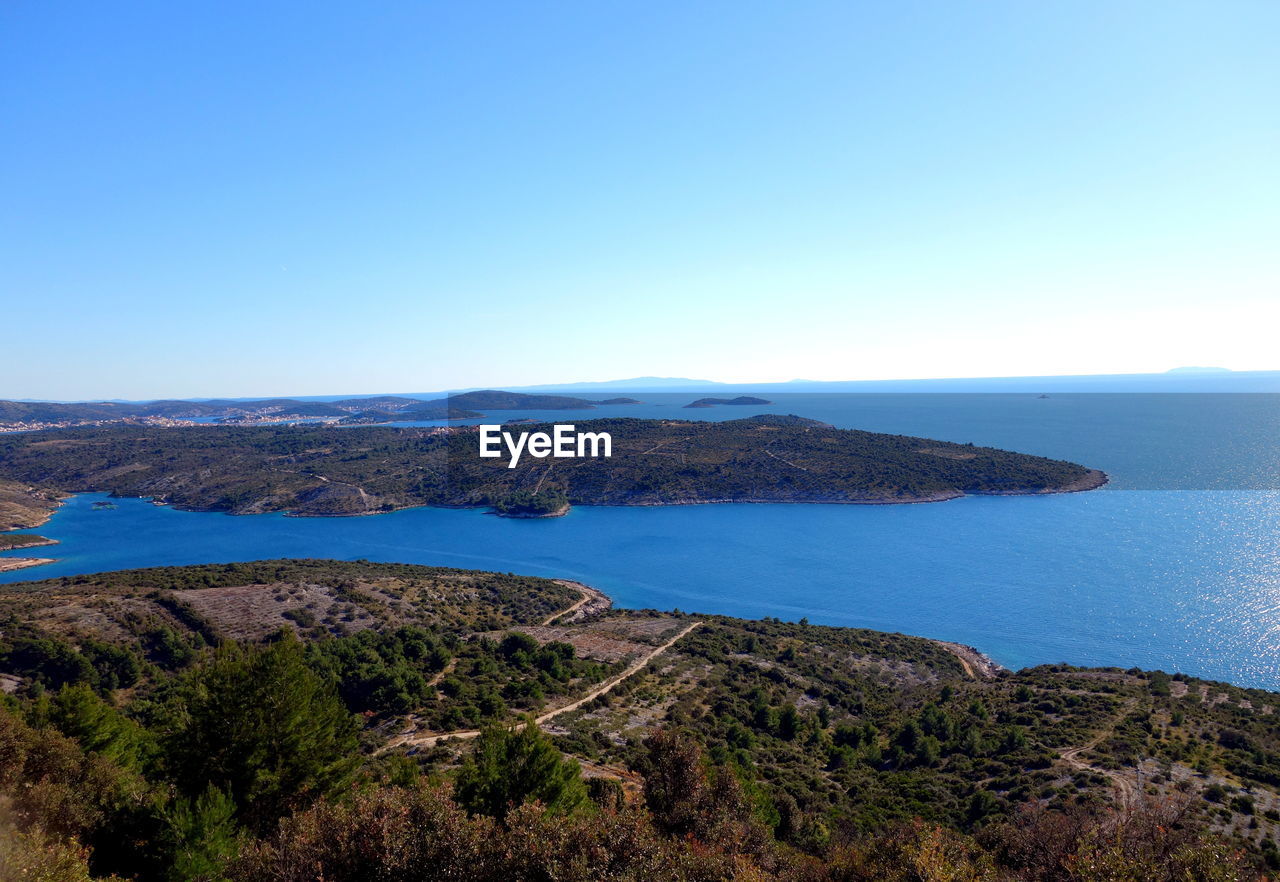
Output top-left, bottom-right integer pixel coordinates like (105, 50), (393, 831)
(3, 392), (1279, 688)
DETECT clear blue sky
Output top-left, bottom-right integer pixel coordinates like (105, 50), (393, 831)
(2, 1), (1277, 400)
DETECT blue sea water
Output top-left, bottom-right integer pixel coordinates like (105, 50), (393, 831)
(3, 393), (1279, 688)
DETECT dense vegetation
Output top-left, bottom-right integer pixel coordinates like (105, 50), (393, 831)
(491, 488), (570, 517)
(549, 614), (1280, 861)
(0, 415), (1102, 517)
(0, 560), (1277, 879)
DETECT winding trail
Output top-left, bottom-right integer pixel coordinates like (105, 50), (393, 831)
(381, 621), (702, 753)
(424, 658), (457, 689)
(542, 583), (592, 625)
(1058, 697), (1140, 812)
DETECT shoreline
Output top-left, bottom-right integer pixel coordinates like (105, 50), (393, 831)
(494, 502), (572, 519)
(936, 641), (1008, 679)
(0, 536), (60, 552)
(48, 470), (1110, 522)
(0, 489), (69, 532)
(974, 468), (1108, 496)
(268, 471), (1114, 518)
(547, 579), (613, 622)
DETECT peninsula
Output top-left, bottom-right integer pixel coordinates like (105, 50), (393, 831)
(0, 415), (1105, 518)
(0, 556), (55, 573)
(0, 533), (57, 551)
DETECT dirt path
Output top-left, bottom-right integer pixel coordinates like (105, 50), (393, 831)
(542, 584), (591, 625)
(763, 446), (810, 472)
(382, 621), (702, 752)
(543, 579), (610, 624)
(1058, 697), (1140, 811)
(533, 464), (552, 494)
(425, 658), (458, 689)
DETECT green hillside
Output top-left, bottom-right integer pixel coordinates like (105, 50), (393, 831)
(0, 560), (1273, 880)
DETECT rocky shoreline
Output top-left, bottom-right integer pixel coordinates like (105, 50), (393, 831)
(974, 468), (1109, 496)
(82, 470), (1109, 523)
(494, 503), (571, 519)
(936, 641), (1008, 679)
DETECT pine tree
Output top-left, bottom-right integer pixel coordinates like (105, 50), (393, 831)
(49, 683), (152, 771)
(163, 632), (359, 831)
(164, 785), (242, 882)
(454, 719), (586, 821)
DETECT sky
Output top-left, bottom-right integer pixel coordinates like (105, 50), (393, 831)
(2, 1), (1277, 400)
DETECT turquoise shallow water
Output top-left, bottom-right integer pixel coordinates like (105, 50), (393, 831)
(3, 393), (1279, 687)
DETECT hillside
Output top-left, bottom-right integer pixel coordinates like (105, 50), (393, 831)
(0, 559), (581, 643)
(0, 560), (1275, 879)
(0, 415), (1105, 518)
(0, 476), (64, 529)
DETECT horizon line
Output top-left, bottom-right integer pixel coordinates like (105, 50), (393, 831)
(6, 367), (1280, 404)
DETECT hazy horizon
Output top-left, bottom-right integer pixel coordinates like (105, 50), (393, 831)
(7, 366), (1280, 404)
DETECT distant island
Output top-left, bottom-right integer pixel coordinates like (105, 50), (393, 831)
(0, 415), (1105, 520)
(684, 395), (773, 408)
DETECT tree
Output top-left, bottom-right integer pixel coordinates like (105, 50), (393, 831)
(639, 728), (705, 835)
(164, 786), (242, 882)
(454, 719), (586, 821)
(163, 633), (359, 831)
(48, 683), (151, 772)
(967, 791), (1000, 827)
(778, 704), (801, 740)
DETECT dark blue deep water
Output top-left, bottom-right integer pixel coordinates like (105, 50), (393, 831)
(4, 394), (1279, 687)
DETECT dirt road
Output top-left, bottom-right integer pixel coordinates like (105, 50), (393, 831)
(382, 620), (702, 752)
(1058, 697), (1140, 811)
